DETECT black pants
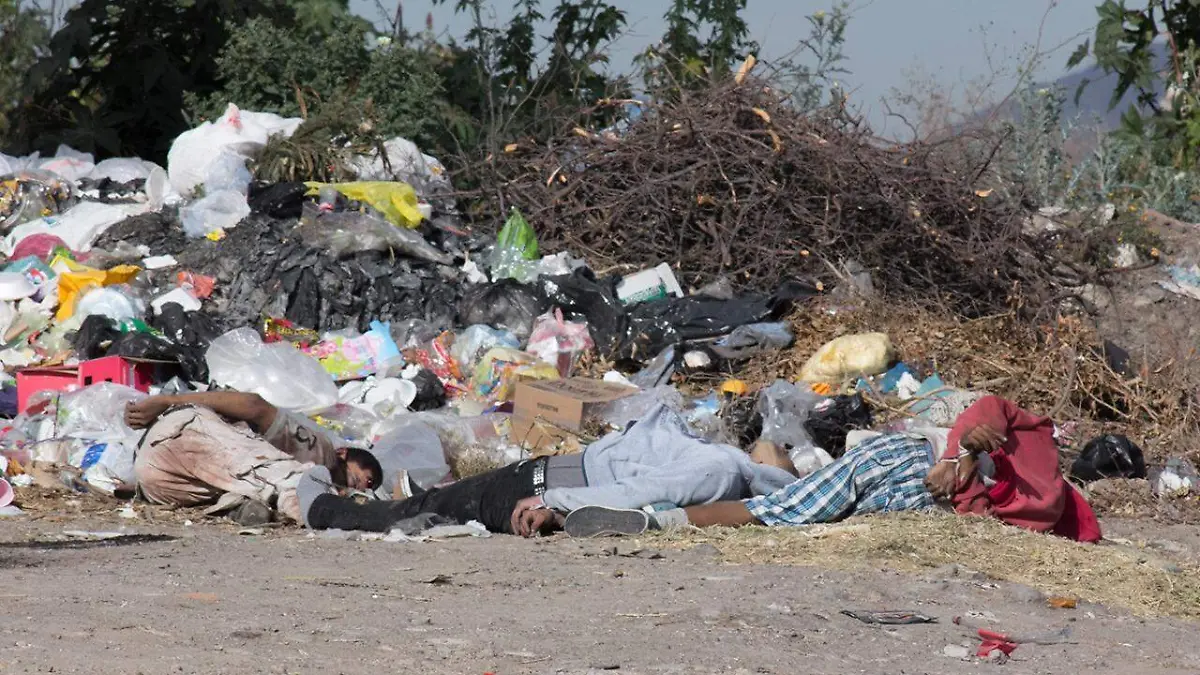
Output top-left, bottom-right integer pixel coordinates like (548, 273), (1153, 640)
(307, 458), (545, 534)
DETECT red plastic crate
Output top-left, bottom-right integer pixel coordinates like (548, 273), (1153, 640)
(16, 356), (156, 414)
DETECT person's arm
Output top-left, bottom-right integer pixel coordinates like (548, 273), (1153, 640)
(541, 459), (741, 513)
(682, 501), (760, 527)
(125, 392), (278, 432)
(942, 395), (1015, 514)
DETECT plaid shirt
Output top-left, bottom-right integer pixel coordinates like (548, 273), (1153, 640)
(744, 433), (935, 527)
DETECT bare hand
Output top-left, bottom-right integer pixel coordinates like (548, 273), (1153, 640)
(517, 508), (562, 538)
(124, 396), (174, 429)
(924, 461), (958, 499)
(960, 424), (1006, 455)
(510, 495), (545, 536)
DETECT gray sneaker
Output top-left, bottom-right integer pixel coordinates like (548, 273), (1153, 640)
(564, 506), (651, 538)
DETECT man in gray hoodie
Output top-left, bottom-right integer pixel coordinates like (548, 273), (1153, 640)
(297, 404), (799, 536)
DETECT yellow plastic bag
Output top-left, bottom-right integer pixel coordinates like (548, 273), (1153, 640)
(55, 263), (140, 321)
(799, 333), (895, 383)
(304, 181), (423, 229)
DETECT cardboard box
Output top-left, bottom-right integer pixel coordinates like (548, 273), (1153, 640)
(510, 378), (636, 450)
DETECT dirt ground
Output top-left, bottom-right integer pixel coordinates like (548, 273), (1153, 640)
(2, 501), (1199, 675)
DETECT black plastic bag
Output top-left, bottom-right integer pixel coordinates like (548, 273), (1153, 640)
(536, 269), (627, 355)
(110, 332), (208, 383)
(70, 315), (124, 360)
(248, 182), (307, 219)
(1070, 434), (1147, 483)
(409, 369), (447, 412)
(152, 303), (220, 352)
(459, 279), (548, 341)
(805, 393), (872, 457)
(624, 280), (819, 359)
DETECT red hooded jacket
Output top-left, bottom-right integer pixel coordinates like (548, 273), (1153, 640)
(945, 396), (1102, 543)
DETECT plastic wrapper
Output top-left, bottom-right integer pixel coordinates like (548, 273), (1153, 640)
(685, 392), (734, 444)
(526, 309), (594, 377)
(297, 209), (450, 265)
(206, 327), (337, 412)
(309, 403), (381, 446)
(309, 321), (403, 380)
(0, 170), (77, 232)
(459, 279), (547, 341)
(470, 347), (560, 403)
(407, 331), (464, 391)
(757, 380), (825, 467)
(370, 420), (451, 491)
(490, 207), (539, 281)
(451, 325), (519, 371)
(799, 332), (895, 383)
(10, 233), (69, 262)
(804, 394), (872, 458)
(263, 317), (320, 348)
(180, 189), (250, 238)
(712, 322), (794, 360)
(1153, 457), (1197, 496)
(1070, 434), (1147, 483)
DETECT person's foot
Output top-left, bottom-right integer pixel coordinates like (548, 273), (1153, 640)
(564, 506), (651, 538)
(297, 466), (335, 527)
(229, 500), (273, 527)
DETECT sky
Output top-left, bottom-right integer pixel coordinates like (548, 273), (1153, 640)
(349, 0), (1099, 133)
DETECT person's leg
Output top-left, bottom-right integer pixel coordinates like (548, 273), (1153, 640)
(304, 459), (544, 533)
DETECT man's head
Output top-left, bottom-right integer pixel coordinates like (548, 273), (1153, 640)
(750, 440), (799, 477)
(332, 447), (384, 491)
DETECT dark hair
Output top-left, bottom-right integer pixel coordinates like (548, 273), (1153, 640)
(343, 447), (384, 489)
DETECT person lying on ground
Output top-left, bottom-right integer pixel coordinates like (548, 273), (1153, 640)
(295, 403), (799, 536)
(563, 396), (1102, 543)
(125, 391), (383, 525)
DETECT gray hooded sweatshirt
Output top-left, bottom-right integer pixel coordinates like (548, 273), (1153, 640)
(541, 404), (797, 512)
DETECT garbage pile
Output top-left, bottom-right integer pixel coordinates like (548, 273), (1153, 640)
(0, 97), (1186, 525)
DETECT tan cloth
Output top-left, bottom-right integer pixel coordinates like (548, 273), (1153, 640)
(133, 407), (332, 522)
(261, 408), (338, 467)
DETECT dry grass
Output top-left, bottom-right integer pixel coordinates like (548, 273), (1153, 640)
(718, 300), (1200, 463)
(647, 511), (1200, 619)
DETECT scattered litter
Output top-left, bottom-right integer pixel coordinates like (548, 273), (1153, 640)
(841, 610), (937, 625)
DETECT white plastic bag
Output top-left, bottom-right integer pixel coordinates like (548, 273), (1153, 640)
(206, 328), (337, 412)
(168, 103), (301, 196)
(201, 152), (252, 196)
(38, 145), (95, 183)
(371, 421), (450, 492)
(179, 189), (250, 238)
(75, 286), (147, 323)
(88, 158), (155, 184)
(3, 200), (151, 254)
(77, 441), (136, 495)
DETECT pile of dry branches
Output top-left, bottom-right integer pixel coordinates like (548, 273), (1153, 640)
(459, 75), (1066, 316)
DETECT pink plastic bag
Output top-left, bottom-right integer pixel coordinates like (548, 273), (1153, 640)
(526, 309), (594, 377)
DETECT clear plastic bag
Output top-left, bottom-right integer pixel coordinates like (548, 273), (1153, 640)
(180, 189), (250, 238)
(451, 325), (519, 371)
(757, 380), (824, 459)
(0, 170), (78, 232)
(206, 327), (337, 412)
(297, 209), (450, 265)
(490, 207), (539, 281)
(526, 309), (594, 377)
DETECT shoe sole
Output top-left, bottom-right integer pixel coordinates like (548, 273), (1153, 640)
(564, 506), (650, 538)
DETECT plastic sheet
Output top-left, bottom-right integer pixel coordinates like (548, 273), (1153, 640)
(712, 322), (794, 360)
(206, 328), (337, 412)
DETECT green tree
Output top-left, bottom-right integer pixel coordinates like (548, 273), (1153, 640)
(0, 0), (52, 146)
(1069, 0), (1200, 168)
(637, 0), (754, 93)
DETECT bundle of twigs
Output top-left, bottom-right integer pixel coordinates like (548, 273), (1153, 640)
(456, 75), (1070, 317)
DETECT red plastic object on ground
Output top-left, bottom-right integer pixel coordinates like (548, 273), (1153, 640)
(16, 356), (156, 413)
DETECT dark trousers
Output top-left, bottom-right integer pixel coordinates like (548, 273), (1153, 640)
(307, 458), (544, 534)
